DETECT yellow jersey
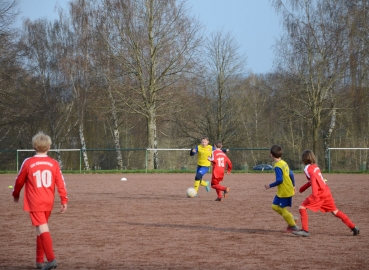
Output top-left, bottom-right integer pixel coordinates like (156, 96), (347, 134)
(274, 160), (295, 198)
(196, 145), (213, 167)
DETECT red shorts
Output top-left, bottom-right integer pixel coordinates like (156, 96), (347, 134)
(301, 194), (337, 213)
(29, 211), (51, 226)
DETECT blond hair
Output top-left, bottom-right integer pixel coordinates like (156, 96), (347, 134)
(32, 132), (52, 153)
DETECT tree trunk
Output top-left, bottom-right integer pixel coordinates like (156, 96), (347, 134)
(79, 119), (90, 170)
(108, 87), (123, 170)
(324, 108), (336, 170)
(147, 107), (158, 170)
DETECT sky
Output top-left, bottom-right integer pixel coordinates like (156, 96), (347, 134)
(15, 0), (282, 74)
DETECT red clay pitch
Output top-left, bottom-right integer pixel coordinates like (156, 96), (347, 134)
(1, 173), (367, 269)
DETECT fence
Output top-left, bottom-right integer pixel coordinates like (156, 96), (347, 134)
(327, 148), (369, 172)
(0, 148), (271, 172)
(0, 147), (367, 172)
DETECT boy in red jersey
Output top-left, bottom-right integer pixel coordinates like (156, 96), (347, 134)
(293, 149), (360, 237)
(264, 145), (299, 232)
(208, 141), (232, 201)
(12, 132), (68, 270)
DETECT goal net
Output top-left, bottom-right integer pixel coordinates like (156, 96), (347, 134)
(328, 148), (369, 172)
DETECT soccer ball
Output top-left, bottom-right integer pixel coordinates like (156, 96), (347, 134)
(186, 187), (197, 198)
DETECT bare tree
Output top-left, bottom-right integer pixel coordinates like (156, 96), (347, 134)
(0, 0), (20, 131)
(19, 16), (78, 167)
(178, 30), (247, 147)
(201, 30), (247, 144)
(272, 0), (350, 167)
(93, 0), (202, 169)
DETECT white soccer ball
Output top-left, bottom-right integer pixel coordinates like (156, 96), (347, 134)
(186, 187), (197, 198)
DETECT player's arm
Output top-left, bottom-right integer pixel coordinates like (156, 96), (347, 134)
(12, 162), (28, 202)
(60, 204), (67, 213)
(226, 157), (232, 173)
(289, 170), (295, 186)
(208, 150), (215, 162)
(54, 167), (68, 210)
(265, 167), (283, 189)
(299, 182), (311, 193)
(190, 146), (198, 156)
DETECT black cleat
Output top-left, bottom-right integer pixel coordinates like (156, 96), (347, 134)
(352, 226), (360, 236)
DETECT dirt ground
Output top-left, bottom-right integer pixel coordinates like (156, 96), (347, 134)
(0, 172), (368, 270)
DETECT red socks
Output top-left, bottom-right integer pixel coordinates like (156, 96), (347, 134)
(335, 210), (355, 229)
(299, 208), (309, 232)
(36, 235), (44, 263)
(40, 232), (55, 262)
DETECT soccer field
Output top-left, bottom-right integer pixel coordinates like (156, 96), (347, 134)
(1, 173), (368, 269)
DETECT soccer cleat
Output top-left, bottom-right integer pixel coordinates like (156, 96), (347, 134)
(41, 259), (57, 270)
(36, 262), (45, 269)
(215, 197), (223, 202)
(223, 187), (230, 198)
(352, 226), (360, 236)
(287, 225), (300, 232)
(292, 230), (310, 237)
(205, 181), (210, 192)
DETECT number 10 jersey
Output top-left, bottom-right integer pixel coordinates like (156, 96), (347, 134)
(13, 154), (68, 212)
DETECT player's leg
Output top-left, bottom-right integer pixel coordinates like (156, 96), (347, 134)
(223, 186), (230, 198)
(193, 166), (210, 192)
(324, 195), (359, 235)
(193, 166), (202, 192)
(32, 212), (57, 270)
(215, 189), (223, 201)
(332, 209), (360, 235)
(211, 182), (224, 200)
(292, 205), (310, 236)
(36, 235), (45, 268)
(271, 204), (298, 229)
(38, 223), (57, 270)
(271, 203), (282, 215)
(279, 207), (297, 226)
(193, 180), (200, 192)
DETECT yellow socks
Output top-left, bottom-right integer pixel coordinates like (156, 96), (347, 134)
(272, 204), (296, 226)
(193, 180), (200, 192)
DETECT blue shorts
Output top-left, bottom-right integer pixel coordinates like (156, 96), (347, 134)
(195, 166), (210, 180)
(273, 195), (292, 208)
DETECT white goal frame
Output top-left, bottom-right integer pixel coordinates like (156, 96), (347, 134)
(328, 147), (369, 172)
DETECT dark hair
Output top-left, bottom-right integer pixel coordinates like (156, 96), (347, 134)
(200, 136), (209, 141)
(301, 149), (317, 165)
(214, 140), (222, 148)
(270, 145), (282, 158)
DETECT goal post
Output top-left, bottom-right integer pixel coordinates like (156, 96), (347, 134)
(17, 149), (82, 172)
(328, 148), (369, 172)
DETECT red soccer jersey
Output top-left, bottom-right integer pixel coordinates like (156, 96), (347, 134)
(12, 154), (68, 212)
(210, 149), (232, 179)
(303, 164), (331, 200)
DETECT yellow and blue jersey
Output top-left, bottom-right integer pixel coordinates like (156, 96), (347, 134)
(191, 144), (214, 167)
(270, 160), (295, 198)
